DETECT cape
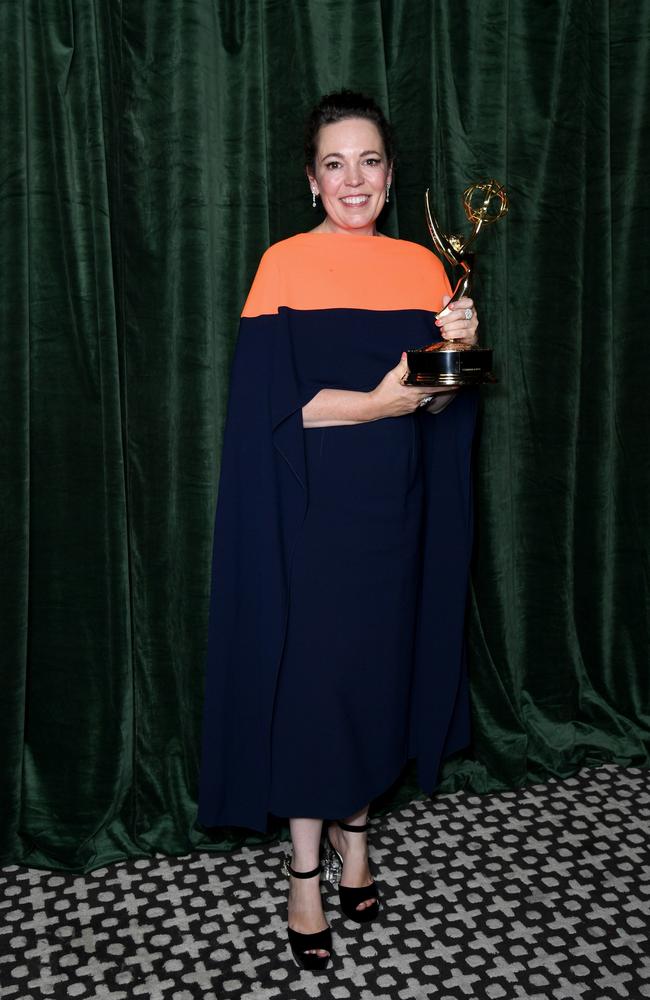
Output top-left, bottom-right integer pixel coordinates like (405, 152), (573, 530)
(198, 233), (477, 831)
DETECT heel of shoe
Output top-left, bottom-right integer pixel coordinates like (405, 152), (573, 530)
(322, 839), (343, 885)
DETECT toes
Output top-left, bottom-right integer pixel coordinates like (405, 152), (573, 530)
(356, 898), (377, 911)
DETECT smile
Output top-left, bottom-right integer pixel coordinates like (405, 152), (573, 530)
(340, 195), (370, 206)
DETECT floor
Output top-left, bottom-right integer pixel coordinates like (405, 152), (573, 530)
(1, 764), (649, 1000)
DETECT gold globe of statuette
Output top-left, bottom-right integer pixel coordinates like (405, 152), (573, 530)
(463, 180), (509, 228)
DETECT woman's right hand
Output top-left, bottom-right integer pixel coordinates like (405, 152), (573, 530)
(367, 353), (452, 418)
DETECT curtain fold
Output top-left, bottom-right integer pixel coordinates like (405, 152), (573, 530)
(1, 0), (648, 872)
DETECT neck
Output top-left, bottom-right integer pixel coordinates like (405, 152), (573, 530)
(318, 219), (378, 237)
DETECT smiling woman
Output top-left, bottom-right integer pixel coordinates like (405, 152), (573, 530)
(198, 90), (480, 970)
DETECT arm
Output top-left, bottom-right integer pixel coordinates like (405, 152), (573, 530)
(302, 387), (384, 428)
(302, 354), (459, 428)
(302, 292), (478, 428)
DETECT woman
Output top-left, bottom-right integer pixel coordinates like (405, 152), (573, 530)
(198, 90), (479, 970)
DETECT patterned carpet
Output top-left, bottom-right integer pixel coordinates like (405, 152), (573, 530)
(1, 765), (649, 1000)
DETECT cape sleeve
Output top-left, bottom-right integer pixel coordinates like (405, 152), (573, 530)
(197, 251), (314, 831)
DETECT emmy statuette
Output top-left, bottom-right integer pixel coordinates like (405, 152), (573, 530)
(403, 179), (508, 388)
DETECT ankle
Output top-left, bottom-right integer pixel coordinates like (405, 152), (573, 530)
(339, 807), (369, 829)
(290, 855), (321, 876)
(335, 818), (368, 845)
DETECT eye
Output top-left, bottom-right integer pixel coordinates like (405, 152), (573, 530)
(324, 161), (342, 170)
(364, 158), (382, 166)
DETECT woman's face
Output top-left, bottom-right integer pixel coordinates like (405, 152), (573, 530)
(308, 118), (392, 236)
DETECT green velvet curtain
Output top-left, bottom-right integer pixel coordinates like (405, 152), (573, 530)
(2, 0), (648, 872)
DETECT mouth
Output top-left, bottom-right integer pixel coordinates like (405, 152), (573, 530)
(339, 195), (371, 207)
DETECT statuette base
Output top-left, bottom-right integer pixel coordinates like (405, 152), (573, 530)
(403, 345), (496, 387)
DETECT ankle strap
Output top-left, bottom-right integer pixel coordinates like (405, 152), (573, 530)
(287, 861), (322, 879)
(338, 820), (369, 833)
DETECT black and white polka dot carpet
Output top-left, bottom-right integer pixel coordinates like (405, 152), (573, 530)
(1, 764), (649, 1000)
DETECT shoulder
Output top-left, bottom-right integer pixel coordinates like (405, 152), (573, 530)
(258, 235), (305, 268)
(387, 237), (445, 271)
(242, 237), (309, 317)
(376, 237), (449, 293)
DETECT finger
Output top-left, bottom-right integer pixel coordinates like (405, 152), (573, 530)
(443, 333), (474, 342)
(437, 314), (478, 339)
(438, 305), (475, 327)
(438, 319), (470, 338)
(442, 330), (478, 343)
(392, 352), (407, 372)
(441, 330), (477, 343)
(449, 296), (474, 311)
(396, 351), (410, 383)
(411, 383), (447, 396)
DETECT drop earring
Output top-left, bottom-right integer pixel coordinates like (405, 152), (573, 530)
(386, 184), (391, 204)
(311, 189), (317, 208)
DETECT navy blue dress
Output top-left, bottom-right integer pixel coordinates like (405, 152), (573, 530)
(198, 234), (477, 831)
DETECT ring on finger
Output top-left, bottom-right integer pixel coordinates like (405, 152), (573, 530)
(418, 395), (434, 408)
(464, 307), (473, 320)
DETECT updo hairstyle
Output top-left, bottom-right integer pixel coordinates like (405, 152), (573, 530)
(304, 90), (395, 171)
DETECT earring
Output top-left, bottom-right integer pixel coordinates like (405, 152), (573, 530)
(311, 189), (317, 208)
(386, 184), (391, 204)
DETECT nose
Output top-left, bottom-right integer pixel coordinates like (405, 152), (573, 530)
(343, 163), (363, 187)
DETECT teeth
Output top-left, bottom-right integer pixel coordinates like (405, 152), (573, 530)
(341, 196), (369, 205)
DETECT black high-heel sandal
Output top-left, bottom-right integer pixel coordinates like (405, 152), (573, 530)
(324, 820), (380, 924)
(283, 860), (332, 971)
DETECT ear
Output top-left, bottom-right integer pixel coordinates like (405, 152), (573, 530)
(306, 166), (318, 195)
(386, 161), (394, 186)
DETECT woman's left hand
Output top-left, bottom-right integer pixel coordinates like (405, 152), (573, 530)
(435, 294), (479, 346)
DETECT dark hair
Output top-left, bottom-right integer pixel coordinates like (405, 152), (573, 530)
(304, 90), (394, 171)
